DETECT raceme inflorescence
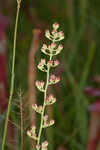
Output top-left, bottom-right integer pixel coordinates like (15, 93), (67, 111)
(27, 23), (64, 150)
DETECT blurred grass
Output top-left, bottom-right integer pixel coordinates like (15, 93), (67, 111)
(1, 0), (100, 149)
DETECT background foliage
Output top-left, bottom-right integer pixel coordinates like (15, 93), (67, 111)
(1, 0), (100, 149)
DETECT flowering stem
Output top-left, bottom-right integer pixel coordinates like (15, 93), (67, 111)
(27, 23), (64, 150)
(1, 1), (21, 150)
(37, 54), (52, 145)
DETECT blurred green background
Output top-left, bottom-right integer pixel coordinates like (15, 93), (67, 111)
(1, 0), (100, 150)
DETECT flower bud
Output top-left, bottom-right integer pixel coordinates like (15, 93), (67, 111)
(32, 104), (37, 111)
(38, 59), (46, 71)
(36, 144), (41, 150)
(42, 44), (47, 50)
(42, 141), (48, 150)
(38, 105), (43, 113)
(42, 141), (48, 147)
(41, 44), (48, 53)
(56, 77), (60, 82)
(49, 75), (55, 82)
(41, 48), (46, 54)
(41, 44), (48, 54)
(54, 60), (59, 66)
(51, 43), (56, 49)
(43, 115), (48, 121)
(35, 80), (45, 92)
(43, 121), (49, 127)
(47, 60), (53, 66)
(38, 59), (46, 66)
(45, 30), (51, 39)
(53, 22), (59, 30)
(53, 45), (63, 55)
(58, 44), (63, 51)
(50, 120), (55, 126)
(52, 30), (58, 39)
(58, 31), (64, 40)
(31, 126), (36, 133)
(27, 130), (31, 137)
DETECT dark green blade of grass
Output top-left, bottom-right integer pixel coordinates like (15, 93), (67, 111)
(62, 42), (96, 146)
(75, 42), (96, 143)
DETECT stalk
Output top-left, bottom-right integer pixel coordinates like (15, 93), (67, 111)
(37, 54), (53, 145)
(2, 1), (21, 150)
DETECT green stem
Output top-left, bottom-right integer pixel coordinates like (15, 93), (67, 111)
(2, 3), (21, 150)
(37, 55), (52, 145)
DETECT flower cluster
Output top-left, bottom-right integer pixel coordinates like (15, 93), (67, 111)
(36, 141), (48, 150)
(49, 74), (60, 85)
(32, 104), (43, 114)
(45, 23), (64, 41)
(27, 22), (64, 150)
(38, 59), (47, 72)
(45, 94), (56, 105)
(47, 60), (59, 67)
(35, 81), (45, 92)
(41, 43), (63, 56)
(43, 115), (55, 128)
(41, 141), (48, 150)
(27, 126), (37, 140)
